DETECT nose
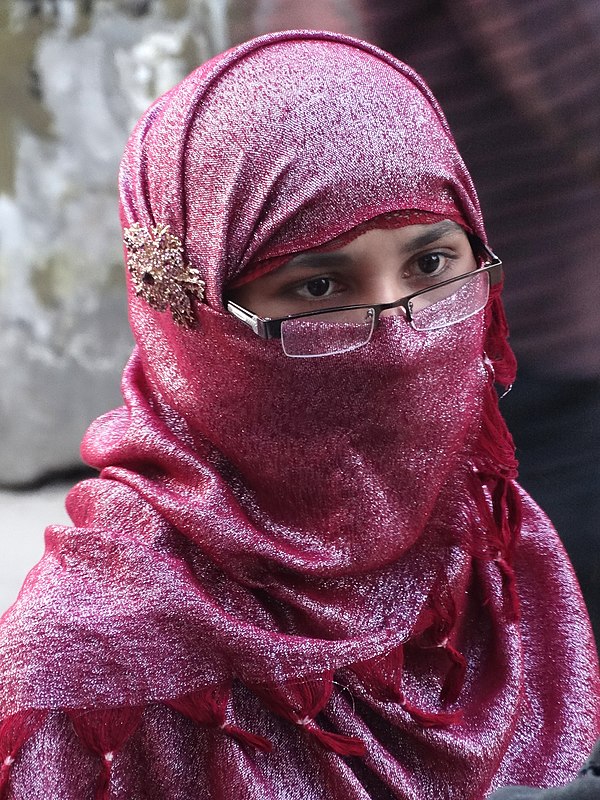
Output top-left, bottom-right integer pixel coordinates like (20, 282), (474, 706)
(372, 279), (407, 319)
(379, 304), (405, 319)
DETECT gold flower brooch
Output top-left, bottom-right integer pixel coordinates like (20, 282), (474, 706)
(123, 223), (205, 328)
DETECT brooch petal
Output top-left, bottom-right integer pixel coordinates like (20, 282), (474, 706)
(123, 223), (205, 328)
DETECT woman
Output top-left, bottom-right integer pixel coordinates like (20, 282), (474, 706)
(0, 30), (598, 799)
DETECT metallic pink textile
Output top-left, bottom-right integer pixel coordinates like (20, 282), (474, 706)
(0, 30), (599, 799)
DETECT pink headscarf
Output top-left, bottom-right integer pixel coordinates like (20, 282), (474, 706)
(0, 30), (598, 800)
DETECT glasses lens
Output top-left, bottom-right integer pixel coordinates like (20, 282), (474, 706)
(410, 271), (490, 331)
(281, 308), (375, 357)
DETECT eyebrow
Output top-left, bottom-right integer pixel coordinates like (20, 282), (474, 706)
(280, 252), (353, 271)
(281, 220), (464, 271)
(402, 220), (463, 251)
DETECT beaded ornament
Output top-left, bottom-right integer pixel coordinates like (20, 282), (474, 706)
(123, 223), (205, 327)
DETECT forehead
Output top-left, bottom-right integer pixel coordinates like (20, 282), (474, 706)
(284, 221), (467, 268)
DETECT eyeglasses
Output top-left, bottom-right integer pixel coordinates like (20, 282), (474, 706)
(226, 245), (502, 358)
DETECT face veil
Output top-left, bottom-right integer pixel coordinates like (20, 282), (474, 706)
(0, 30), (597, 800)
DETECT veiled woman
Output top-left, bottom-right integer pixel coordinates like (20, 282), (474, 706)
(0, 30), (597, 800)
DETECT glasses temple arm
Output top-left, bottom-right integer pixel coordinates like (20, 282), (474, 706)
(226, 301), (282, 339)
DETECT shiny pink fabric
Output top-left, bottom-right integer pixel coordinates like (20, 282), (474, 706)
(0, 30), (598, 800)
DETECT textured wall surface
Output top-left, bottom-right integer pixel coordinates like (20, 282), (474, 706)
(0, 0), (228, 485)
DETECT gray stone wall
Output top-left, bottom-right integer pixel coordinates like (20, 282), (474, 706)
(0, 0), (229, 485)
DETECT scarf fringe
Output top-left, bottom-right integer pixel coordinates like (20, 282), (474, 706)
(220, 723), (272, 752)
(1, 644), (473, 785)
(351, 644), (404, 703)
(484, 290), (517, 391)
(351, 644), (462, 728)
(411, 584), (468, 706)
(0, 709), (48, 800)
(301, 722), (366, 757)
(400, 698), (463, 728)
(66, 706), (143, 800)
(167, 689), (272, 752)
(440, 644), (467, 705)
(470, 298), (522, 622)
(250, 673), (366, 756)
(93, 758), (111, 800)
(469, 466), (521, 622)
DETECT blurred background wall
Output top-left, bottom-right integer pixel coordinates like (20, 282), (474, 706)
(0, 0), (229, 486)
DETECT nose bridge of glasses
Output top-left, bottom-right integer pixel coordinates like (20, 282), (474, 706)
(379, 303), (407, 319)
(379, 298), (406, 317)
(372, 293), (410, 322)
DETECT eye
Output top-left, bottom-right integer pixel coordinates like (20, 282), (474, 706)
(415, 252), (448, 277)
(296, 277), (337, 298)
(402, 249), (464, 285)
(278, 269), (347, 308)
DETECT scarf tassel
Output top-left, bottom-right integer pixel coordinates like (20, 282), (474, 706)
(416, 587), (467, 705)
(250, 674), (365, 756)
(92, 755), (111, 800)
(0, 709), (48, 800)
(299, 720), (366, 757)
(440, 643), (467, 705)
(220, 723), (272, 752)
(166, 688), (272, 752)
(472, 304), (522, 622)
(494, 554), (520, 622)
(67, 706), (143, 800)
(496, 479), (522, 622)
(484, 291), (517, 390)
(351, 646), (461, 728)
(477, 380), (518, 478)
(469, 466), (521, 622)
(400, 697), (463, 728)
(490, 478), (521, 622)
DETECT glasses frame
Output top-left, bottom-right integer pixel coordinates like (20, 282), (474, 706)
(226, 242), (502, 343)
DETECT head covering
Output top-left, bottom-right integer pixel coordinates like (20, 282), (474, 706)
(0, 30), (598, 800)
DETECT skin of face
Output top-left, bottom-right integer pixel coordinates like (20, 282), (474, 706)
(226, 221), (477, 319)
